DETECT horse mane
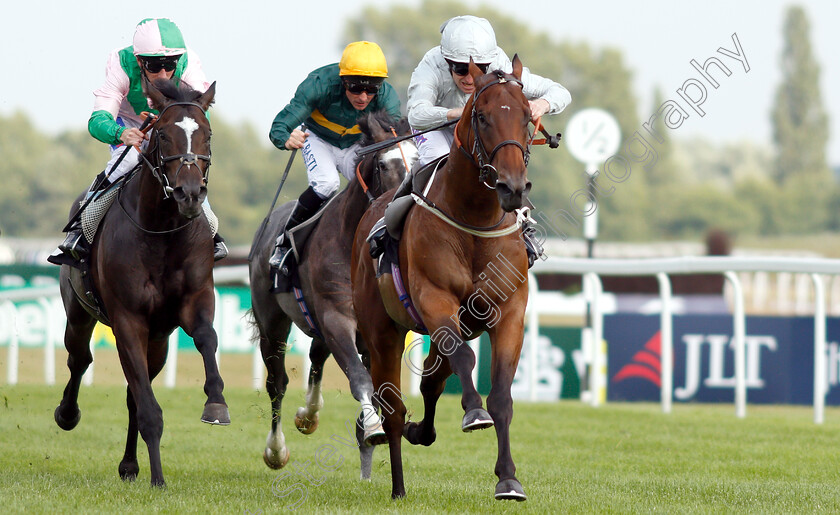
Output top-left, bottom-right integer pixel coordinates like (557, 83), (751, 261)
(357, 110), (408, 148)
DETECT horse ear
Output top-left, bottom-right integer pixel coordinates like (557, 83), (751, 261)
(468, 57), (485, 80)
(368, 114), (389, 142)
(197, 81), (216, 111)
(511, 54), (523, 81)
(145, 78), (168, 111)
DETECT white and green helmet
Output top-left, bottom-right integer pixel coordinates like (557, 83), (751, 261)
(132, 18), (186, 57)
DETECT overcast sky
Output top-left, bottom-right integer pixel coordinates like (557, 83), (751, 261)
(1, 0), (837, 164)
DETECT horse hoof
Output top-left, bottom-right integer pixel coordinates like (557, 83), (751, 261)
(263, 446), (290, 469)
(119, 461), (139, 482)
(494, 478), (527, 501)
(403, 421), (436, 446)
(461, 408), (494, 432)
(150, 478), (167, 489)
(201, 403), (230, 425)
(54, 405), (81, 431)
(295, 408), (319, 434)
(363, 424), (387, 447)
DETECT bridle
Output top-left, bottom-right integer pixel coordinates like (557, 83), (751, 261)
(138, 101), (212, 199)
(456, 70), (533, 189)
(355, 127), (415, 203)
(117, 101), (212, 235)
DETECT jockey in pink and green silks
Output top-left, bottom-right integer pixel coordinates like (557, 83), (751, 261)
(54, 18), (228, 263)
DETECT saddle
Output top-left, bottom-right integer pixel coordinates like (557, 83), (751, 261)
(366, 156), (446, 266)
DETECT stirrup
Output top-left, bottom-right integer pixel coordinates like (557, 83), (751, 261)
(58, 229), (88, 261)
(269, 244), (293, 275)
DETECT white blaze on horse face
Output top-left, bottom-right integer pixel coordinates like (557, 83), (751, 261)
(382, 143), (419, 172)
(175, 117), (200, 154)
(500, 105), (511, 110)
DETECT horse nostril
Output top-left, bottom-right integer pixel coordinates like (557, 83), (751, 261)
(495, 182), (513, 198)
(172, 187), (186, 202)
(524, 181), (532, 196)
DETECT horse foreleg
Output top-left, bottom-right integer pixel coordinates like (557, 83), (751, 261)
(403, 343), (453, 447)
(295, 338), (329, 434)
(260, 333), (290, 469)
(114, 322), (165, 487)
(419, 295), (491, 432)
(190, 321), (229, 425)
(118, 338), (166, 482)
(368, 329), (407, 499)
(181, 294), (229, 425)
(319, 312), (384, 447)
(119, 386), (140, 481)
(55, 286), (96, 431)
(486, 320), (527, 501)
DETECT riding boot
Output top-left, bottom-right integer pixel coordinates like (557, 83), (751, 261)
(57, 172), (108, 260)
(213, 233), (228, 262)
(58, 219), (88, 261)
(269, 186), (326, 274)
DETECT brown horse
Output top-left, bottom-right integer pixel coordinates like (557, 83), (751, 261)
(248, 111), (416, 477)
(352, 57), (535, 500)
(53, 79), (228, 487)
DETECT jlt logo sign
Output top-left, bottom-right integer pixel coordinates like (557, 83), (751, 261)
(675, 334), (777, 400)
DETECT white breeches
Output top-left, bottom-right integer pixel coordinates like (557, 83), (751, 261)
(301, 131), (362, 199)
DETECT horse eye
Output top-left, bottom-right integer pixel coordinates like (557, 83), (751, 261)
(477, 113), (487, 124)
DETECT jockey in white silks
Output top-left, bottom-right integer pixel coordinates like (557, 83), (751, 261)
(407, 15), (572, 168)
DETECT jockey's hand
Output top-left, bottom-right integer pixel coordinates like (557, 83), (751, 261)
(446, 107), (464, 120)
(285, 128), (308, 150)
(528, 99), (550, 122)
(120, 127), (147, 147)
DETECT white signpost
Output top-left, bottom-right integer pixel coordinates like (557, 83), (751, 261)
(565, 108), (621, 407)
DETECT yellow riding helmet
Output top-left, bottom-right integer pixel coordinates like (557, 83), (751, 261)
(339, 41), (388, 78)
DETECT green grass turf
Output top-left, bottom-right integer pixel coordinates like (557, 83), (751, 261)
(2, 384), (840, 513)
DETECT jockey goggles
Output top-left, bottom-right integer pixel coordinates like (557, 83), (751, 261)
(446, 59), (490, 76)
(141, 55), (181, 73)
(343, 77), (382, 95)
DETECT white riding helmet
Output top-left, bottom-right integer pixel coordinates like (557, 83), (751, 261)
(439, 15), (498, 64)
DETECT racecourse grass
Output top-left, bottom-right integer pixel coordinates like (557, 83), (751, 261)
(2, 383), (840, 514)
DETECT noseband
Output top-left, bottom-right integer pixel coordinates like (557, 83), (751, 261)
(139, 101), (212, 199)
(457, 71), (533, 189)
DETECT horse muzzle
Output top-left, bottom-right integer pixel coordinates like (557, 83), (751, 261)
(495, 179), (531, 212)
(172, 185), (207, 219)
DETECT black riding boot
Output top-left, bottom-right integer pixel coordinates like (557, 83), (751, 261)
(58, 172), (108, 260)
(58, 219), (88, 261)
(213, 233), (228, 261)
(269, 186), (326, 274)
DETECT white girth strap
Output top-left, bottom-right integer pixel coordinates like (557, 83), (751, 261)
(410, 193), (534, 238)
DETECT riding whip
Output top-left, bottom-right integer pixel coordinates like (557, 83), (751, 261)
(63, 113), (158, 232)
(248, 135), (301, 262)
(356, 118), (459, 157)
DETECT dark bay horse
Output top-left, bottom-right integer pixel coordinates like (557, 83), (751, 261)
(351, 57), (535, 500)
(53, 79), (228, 487)
(248, 111), (417, 476)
